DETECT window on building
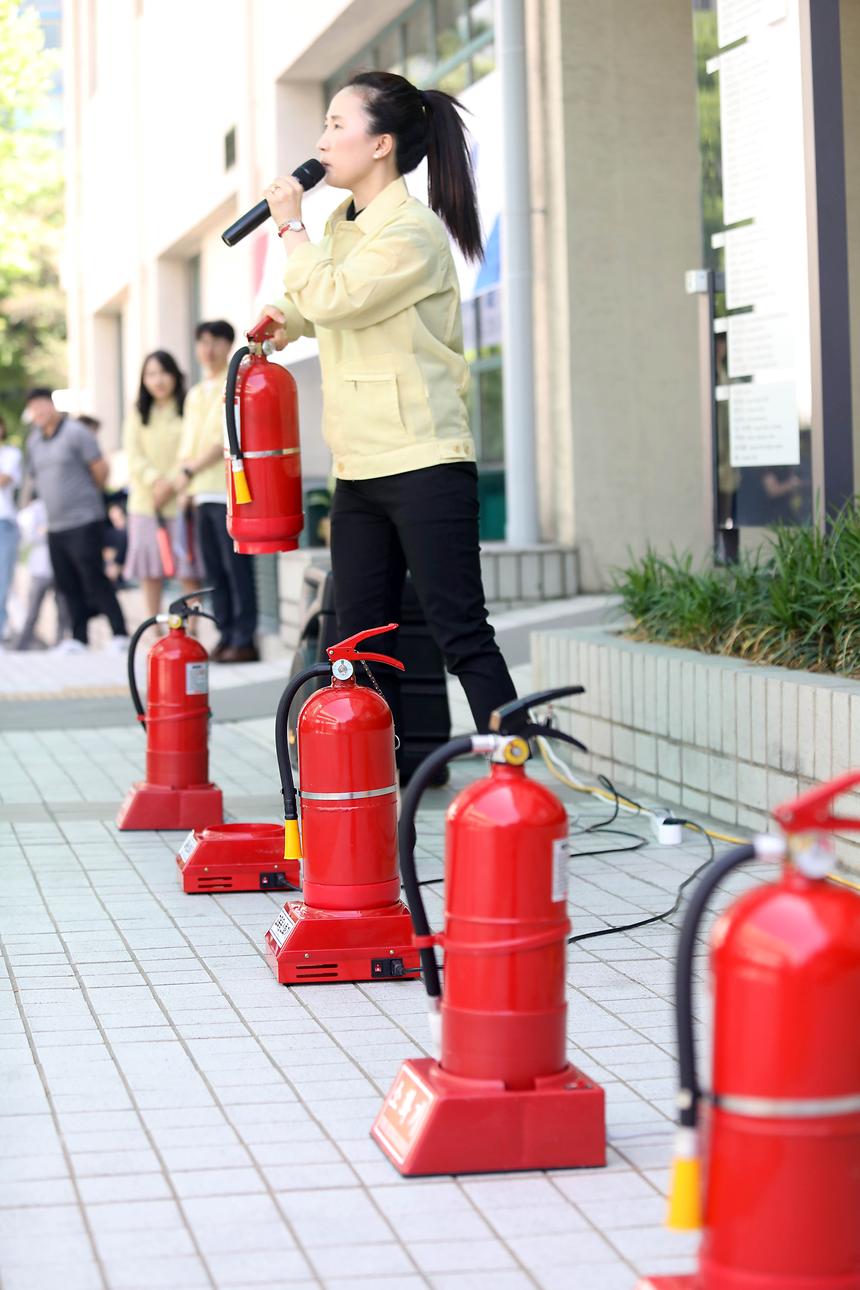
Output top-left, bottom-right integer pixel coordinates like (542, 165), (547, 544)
(325, 0), (496, 103)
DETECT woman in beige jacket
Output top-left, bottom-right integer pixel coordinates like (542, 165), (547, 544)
(123, 351), (202, 616)
(261, 71), (515, 758)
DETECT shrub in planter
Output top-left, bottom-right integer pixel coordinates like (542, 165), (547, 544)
(614, 502), (860, 676)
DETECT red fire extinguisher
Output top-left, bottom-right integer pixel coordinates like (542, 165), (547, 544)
(371, 688), (606, 1176)
(224, 317), (303, 555)
(116, 591), (224, 832)
(640, 772), (860, 1290)
(264, 623), (421, 984)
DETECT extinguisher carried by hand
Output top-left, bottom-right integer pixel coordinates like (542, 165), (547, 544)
(371, 687), (606, 1177)
(643, 772), (860, 1290)
(265, 624), (420, 984)
(224, 318), (303, 555)
(116, 590), (224, 831)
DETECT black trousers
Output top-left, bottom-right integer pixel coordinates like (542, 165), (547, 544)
(47, 520), (127, 643)
(330, 463), (516, 740)
(195, 503), (257, 647)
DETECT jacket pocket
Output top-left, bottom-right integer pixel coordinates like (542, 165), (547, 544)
(340, 371), (411, 457)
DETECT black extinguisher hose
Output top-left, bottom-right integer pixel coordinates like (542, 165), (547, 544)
(127, 616), (160, 730)
(224, 345), (250, 465)
(675, 842), (756, 1128)
(275, 663), (333, 822)
(398, 736), (478, 1000)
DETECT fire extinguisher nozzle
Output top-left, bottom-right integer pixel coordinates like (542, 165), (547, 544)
(232, 464), (252, 506)
(283, 817), (302, 861)
(666, 1128), (703, 1232)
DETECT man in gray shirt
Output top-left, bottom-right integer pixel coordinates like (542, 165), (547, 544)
(24, 388), (128, 649)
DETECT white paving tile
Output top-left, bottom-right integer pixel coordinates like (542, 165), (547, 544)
(0, 699), (770, 1290)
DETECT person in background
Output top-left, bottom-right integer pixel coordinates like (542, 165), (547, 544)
(123, 351), (202, 616)
(0, 415), (22, 646)
(14, 493), (72, 649)
(172, 320), (259, 663)
(23, 388), (128, 652)
(79, 413), (129, 584)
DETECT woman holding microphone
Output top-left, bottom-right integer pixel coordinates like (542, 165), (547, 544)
(260, 71), (515, 745)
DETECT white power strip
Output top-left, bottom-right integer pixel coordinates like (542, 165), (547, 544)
(651, 814), (684, 846)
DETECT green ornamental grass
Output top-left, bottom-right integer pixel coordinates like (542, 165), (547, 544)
(614, 502), (860, 676)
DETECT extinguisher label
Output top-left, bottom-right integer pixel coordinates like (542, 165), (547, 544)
(177, 831), (199, 868)
(552, 838), (569, 903)
(268, 907), (293, 949)
(186, 662), (208, 695)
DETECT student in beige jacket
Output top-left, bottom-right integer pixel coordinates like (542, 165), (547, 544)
(260, 71), (515, 756)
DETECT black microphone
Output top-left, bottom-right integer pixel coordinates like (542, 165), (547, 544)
(221, 159), (326, 247)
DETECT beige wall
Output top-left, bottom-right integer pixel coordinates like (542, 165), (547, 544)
(530, 0), (705, 589)
(841, 0), (860, 493)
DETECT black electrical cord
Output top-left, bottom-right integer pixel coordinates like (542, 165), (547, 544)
(568, 820), (716, 944)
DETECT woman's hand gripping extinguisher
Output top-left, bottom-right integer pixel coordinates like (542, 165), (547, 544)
(116, 589), (224, 831)
(224, 318), (303, 555)
(397, 686), (587, 1046)
(656, 772), (860, 1290)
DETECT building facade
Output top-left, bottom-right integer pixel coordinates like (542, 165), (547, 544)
(63, 0), (860, 589)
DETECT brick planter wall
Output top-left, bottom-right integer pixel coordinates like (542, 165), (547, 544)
(532, 626), (860, 876)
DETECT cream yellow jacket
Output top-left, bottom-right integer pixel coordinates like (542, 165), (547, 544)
(272, 177), (475, 481)
(124, 403), (184, 517)
(178, 373), (229, 500)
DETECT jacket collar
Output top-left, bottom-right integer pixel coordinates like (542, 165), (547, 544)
(328, 176), (410, 239)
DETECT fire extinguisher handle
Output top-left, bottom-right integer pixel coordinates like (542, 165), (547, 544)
(246, 318), (276, 344)
(773, 769), (860, 835)
(350, 651), (405, 671)
(328, 623), (399, 660)
(167, 587), (216, 619)
(490, 685), (585, 735)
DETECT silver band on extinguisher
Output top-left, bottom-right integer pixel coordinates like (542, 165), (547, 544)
(298, 783), (398, 802)
(713, 1091), (860, 1119)
(241, 447), (301, 459)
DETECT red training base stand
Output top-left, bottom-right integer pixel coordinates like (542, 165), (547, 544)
(116, 782), (223, 832)
(372, 1057), (605, 1176)
(265, 899), (420, 984)
(177, 823), (300, 894)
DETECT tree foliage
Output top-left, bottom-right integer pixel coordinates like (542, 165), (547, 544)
(0, 0), (66, 436)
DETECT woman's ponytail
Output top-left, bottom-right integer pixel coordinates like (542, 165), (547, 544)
(346, 72), (484, 263)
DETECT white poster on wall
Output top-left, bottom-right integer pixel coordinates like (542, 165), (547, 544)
(726, 313), (794, 377)
(718, 40), (770, 226)
(723, 223), (783, 311)
(717, 0), (787, 49)
(728, 381), (800, 466)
